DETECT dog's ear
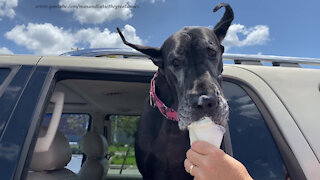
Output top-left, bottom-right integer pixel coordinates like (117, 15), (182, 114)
(213, 3), (234, 43)
(117, 27), (163, 67)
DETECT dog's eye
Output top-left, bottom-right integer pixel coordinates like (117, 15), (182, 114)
(220, 45), (225, 53)
(172, 59), (182, 68)
(207, 48), (216, 57)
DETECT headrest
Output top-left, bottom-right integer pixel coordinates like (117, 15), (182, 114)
(30, 127), (71, 171)
(80, 132), (108, 158)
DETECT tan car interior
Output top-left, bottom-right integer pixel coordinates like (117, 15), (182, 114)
(28, 78), (150, 179)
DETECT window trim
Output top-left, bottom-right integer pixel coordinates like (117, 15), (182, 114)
(223, 77), (306, 180)
(20, 68), (154, 179)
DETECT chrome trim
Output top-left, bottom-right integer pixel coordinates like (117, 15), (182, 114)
(223, 53), (320, 65)
(61, 48), (320, 65)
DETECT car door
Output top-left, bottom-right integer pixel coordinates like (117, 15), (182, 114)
(222, 80), (289, 179)
(221, 65), (308, 180)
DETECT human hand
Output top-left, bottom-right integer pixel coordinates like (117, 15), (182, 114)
(184, 140), (253, 180)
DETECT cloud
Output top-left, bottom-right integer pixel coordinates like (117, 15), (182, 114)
(222, 24), (269, 52)
(0, 0), (18, 20)
(59, 0), (136, 24)
(0, 47), (13, 54)
(5, 23), (142, 55)
(5, 23), (76, 55)
(76, 24), (142, 48)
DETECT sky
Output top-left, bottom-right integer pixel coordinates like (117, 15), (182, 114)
(0, 0), (320, 59)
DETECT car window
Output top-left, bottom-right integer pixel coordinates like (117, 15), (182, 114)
(107, 115), (140, 175)
(222, 81), (288, 179)
(0, 68), (10, 86)
(42, 113), (90, 173)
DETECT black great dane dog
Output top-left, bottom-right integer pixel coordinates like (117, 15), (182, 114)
(117, 3), (233, 180)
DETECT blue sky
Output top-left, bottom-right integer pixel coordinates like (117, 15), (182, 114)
(0, 0), (320, 58)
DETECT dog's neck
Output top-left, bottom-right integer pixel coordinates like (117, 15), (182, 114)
(154, 71), (179, 110)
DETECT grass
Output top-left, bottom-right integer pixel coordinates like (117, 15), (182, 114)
(111, 154), (136, 166)
(109, 145), (137, 166)
(109, 145), (129, 152)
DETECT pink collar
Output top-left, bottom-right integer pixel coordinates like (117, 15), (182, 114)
(149, 72), (178, 122)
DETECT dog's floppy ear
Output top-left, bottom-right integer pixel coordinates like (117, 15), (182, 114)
(117, 27), (163, 67)
(213, 3), (234, 43)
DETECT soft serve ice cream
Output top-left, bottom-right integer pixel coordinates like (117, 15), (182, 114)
(187, 117), (225, 148)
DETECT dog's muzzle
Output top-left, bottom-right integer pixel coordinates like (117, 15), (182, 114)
(177, 91), (229, 130)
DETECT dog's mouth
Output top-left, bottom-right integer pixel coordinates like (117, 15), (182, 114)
(177, 95), (229, 130)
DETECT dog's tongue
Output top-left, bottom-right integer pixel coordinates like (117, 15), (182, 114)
(187, 117), (225, 148)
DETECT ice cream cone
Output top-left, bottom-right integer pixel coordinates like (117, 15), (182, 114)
(188, 117), (225, 148)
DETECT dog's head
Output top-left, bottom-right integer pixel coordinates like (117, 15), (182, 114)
(118, 3), (233, 130)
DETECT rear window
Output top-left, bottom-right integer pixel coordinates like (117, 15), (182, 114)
(42, 113), (90, 173)
(107, 115), (140, 175)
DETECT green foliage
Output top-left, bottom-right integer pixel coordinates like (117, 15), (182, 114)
(108, 146), (118, 152)
(108, 115), (139, 166)
(70, 143), (82, 154)
(109, 145), (137, 166)
(110, 115), (140, 144)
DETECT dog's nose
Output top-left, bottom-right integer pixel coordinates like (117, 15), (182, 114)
(193, 95), (218, 111)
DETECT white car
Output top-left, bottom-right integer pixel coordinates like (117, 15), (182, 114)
(0, 49), (319, 180)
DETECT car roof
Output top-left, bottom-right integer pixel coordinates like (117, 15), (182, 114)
(0, 54), (41, 66)
(37, 55), (158, 72)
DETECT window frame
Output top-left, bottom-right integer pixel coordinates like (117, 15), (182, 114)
(20, 67), (155, 179)
(222, 77), (306, 180)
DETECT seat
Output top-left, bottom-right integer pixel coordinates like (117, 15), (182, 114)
(78, 132), (109, 180)
(27, 127), (77, 180)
